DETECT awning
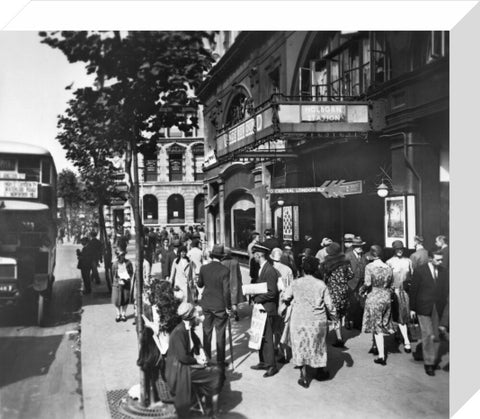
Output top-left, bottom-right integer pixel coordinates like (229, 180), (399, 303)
(206, 194), (219, 209)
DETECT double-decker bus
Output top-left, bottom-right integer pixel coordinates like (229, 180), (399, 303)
(0, 141), (57, 326)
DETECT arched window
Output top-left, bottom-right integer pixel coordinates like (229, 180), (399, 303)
(167, 194), (185, 223)
(225, 91), (253, 128)
(194, 194), (205, 224)
(143, 194), (158, 224)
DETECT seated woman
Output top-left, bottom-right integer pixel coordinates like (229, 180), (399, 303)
(165, 302), (223, 419)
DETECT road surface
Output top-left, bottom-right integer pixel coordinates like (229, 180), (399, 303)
(0, 243), (83, 419)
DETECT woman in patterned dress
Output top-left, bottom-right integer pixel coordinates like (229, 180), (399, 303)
(319, 242), (354, 348)
(386, 240), (414, 353)
(283, 256), (337, 388)
(361, 245), (394, 365)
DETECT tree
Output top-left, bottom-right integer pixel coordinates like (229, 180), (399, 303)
(57, 169), (83, 239)
(40, 30), (216, 408)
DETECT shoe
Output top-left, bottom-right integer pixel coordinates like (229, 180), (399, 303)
(250, 363), (268, 370)
(332, 339), (345, 348)
(121, 315), (127, 322)
(374, 357), (387, 366)
(404, 345), (412, 354)
(263, 367), (279, 378)
(115, 316), (121, 322)
(425, 365), (435, 376)
(297, 377), (310, 388)
(316, 369), (330, 381)
(368, 346), (379, 356)
(277, 357), (289, 364)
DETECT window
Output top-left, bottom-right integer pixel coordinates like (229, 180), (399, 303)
(167, 194), (185, 223)
(143, 194), (158, 224)
(194, 194), (205, 223)
(427, 31), (449, 63)
(18, 156), (40, 181)
(41, 160), (51, 184)
(225, 92), (250, 128)
(168, 144), (184, 181)
(192, 144), (204, 181)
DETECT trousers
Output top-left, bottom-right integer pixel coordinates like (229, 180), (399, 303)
(202, 309), (228, 365)
(259, 315), (277, 369)
(418, 306), (440, 366)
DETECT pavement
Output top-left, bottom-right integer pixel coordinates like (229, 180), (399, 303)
(80, 246), (449, 419)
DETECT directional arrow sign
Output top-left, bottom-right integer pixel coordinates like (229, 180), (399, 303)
(268, 180), (363, 199)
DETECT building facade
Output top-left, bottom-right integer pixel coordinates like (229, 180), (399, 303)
(198, 31), (449, 253)
(104, 120), (206, 237)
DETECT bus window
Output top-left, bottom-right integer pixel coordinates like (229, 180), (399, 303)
(18, 156), (40, 182)
(41, 160), (51, 184)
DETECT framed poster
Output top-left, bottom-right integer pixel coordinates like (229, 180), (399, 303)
(384, 195), (416, 249)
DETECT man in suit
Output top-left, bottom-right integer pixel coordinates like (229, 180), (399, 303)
(410, 235), (429, 271)
(410, 250), (449, 376)
(250, 242), (280, 378)
(85, 230), (103, 285)
(198, 244), (231, 371)
(159, 238), (176, 281)
(263, 229), (280, 250)
(345, 236), (367, 330)
(435, 235), (449, 271)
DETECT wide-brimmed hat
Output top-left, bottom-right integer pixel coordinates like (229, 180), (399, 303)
(210, 244), (225, 259)
(177, 302), (195, 320)
(344, 233), (355, 243)
(270, 247), (283, 262)
(321, 237), (333, 247)
(326, 242), (342, 256)
(392, 240), (405, 250)
(252, 242), (271, 255)
(351, 236), (366, 247)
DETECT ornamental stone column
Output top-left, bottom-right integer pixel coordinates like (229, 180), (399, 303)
(218, 181), (226, 245)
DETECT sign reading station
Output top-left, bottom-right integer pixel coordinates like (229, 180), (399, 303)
(301, 105), (347, 122)
(0, 180), (38, 198)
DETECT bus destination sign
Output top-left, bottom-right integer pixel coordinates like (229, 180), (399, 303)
(0, 180), (38, 198)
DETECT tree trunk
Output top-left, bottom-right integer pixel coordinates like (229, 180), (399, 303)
(98, 202), (113, 288)
(127, 135), (147, 407)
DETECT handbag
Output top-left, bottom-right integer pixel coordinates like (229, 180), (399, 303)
(407, 320), (422, 342)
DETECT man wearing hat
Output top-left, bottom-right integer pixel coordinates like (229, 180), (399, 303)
(315, 237), (333, 264)
(410, 235), (429, 271)
(343, 233), (355, 256)
(249, 242), (280, 377)
(263, 228), (280, 250)
(271, 247), (294, 363)
(198, 244), (231, 371)
(345, 236), (367, 330)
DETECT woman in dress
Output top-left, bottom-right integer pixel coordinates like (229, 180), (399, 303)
(111, 249), (134, 322)
(319, 242), (354, 348)
(170, 245), (194, 303)
(361, 244), (394, 365)
(283, 256), (337, 388)
(386, 240), (414, 353)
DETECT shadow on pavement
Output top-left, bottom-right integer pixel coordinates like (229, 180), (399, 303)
(219, 370), (243, 417)
(0, 334), (63, 388)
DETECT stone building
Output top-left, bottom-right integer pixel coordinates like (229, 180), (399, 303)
(197, 31), (449, 255)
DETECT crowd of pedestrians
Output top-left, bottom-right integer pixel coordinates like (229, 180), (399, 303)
(78, 224), (449, 418)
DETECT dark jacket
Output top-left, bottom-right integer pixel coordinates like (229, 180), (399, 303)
(165, 321), (201, 417)
(254, 261), (279, 316)
(198, 260), (231, 312)
(85, 238), (103, 263)
(160, 247), (176, 280)
(222, 255), (245, 305)
(345, 251), (367, 290)
(409, 263), (448, 317)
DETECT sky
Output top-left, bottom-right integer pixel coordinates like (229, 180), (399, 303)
(0, 31), (94, 172)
